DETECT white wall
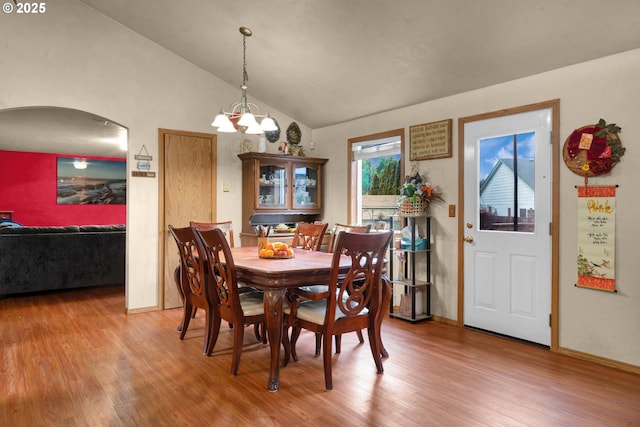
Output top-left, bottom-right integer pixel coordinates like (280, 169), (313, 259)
(2, 0), (638, 367)
(0, 0), (307, 310)
(313, 49), (640, 367)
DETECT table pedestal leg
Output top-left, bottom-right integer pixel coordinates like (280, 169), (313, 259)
(264, 288), (285, 391)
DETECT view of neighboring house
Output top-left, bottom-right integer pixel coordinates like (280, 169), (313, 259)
(479, 158), (535, 231)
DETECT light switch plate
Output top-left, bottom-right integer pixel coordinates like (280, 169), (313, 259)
(223, 180), (231, 192)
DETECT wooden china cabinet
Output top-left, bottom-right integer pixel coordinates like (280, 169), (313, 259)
(238, 152), (328, 246)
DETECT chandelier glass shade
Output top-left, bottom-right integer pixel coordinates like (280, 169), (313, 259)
(211, 27), (278, 135)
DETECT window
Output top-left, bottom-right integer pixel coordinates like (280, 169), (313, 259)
(348, 129), (404, 226)
(478, 131), (535, 232)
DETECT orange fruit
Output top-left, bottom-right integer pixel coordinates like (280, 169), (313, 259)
(286, 248), (293, 256)
(265, 243), (273, 251)
(264, 249), (274, 257)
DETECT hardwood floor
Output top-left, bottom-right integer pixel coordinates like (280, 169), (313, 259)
(1, 285), (639, 427)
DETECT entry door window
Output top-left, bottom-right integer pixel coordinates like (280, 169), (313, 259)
(479, 131), (535, 232)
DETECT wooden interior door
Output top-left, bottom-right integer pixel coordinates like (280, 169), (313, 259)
(159, 129), (216, 309)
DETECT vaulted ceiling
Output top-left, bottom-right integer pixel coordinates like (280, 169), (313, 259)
(3, 0), (640, 157)
(79, 0), (640, 128)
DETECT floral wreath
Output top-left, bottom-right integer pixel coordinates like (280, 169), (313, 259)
(563, 118), (625, 179)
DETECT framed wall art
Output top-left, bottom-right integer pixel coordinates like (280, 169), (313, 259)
(57, 157), (126, 204)
(409, 118), (452, 161)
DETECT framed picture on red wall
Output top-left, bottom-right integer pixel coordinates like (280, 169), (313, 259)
(57, 157), (126, 204)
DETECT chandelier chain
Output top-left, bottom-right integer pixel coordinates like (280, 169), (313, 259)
(242, 35), (248, 87)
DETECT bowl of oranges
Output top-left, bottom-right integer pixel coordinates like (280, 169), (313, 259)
(259, 241), (295, 259)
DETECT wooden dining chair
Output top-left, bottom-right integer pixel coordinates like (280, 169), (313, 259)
(173, 221), (233, 326)
(286, 221), (328, 353)
(283, 230), (392, 390)
(190, 220), (234, 247)
(291, 221), (328, 251)
(193, 227), (267, 376)
(179, 221), (231, 322)
(326, 223), (372, 353)
(326, 223), (371, 253)
(168, 224), (218, 355)
(191, 220), (264, 340)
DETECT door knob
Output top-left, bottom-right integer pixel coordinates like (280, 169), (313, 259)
(463, 236), (474, 243)
(466, 222), (473, 229)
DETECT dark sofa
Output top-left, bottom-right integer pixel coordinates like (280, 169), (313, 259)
(0, 224), (125, 296)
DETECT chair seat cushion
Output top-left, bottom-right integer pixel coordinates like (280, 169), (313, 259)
(291, 298), (369, 324)
(297, 285), (329, 294)
(239, 292), (264, 316)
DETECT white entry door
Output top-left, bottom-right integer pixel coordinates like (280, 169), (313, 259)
(463, 107), (552, 346)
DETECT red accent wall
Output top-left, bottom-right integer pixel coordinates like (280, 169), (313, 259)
(0, 150), (126, 226)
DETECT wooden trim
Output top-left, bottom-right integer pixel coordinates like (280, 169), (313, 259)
(549, 101), (560, 352)
(124, 305), (161, 315)
(430, 314), (458, 326)
(347, 140), (354, 223)
(457, 99), (561, 350)
(456, 118), (465, 327)
(157, 130), (166, 309)
(238, 151), (327, 165)
(558, 346), (640, 375)
(347, 128), (405, 224)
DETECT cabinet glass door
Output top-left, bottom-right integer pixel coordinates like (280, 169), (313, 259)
(258, 161), (288, 208)
(292, 163), (320, 209)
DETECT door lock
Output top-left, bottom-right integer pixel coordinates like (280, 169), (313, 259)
(463, 236), (474, 243)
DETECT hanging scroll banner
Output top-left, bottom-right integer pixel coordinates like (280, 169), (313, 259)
(576, 186), (616, 291)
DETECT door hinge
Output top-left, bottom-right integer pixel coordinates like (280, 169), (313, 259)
(549, 222), (552, 236)
(549, 313), (552, 327)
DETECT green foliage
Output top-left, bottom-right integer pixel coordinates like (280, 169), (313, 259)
(594, 118), (625, 163)
(363, 156), (401, 195)
(362, 161), (371, 193)
(370, 173), (381, 194)
(593, 118), (621, 137)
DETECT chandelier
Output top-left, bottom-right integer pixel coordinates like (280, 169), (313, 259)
(211, 27), (278, 134)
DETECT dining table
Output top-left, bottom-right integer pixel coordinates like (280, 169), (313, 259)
(229, 245), (392, 392)
(228, 246), (353, 391)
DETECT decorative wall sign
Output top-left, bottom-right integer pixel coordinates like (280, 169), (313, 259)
(409, 119), (452, 160)
(563, 119), (625, 182)
(132, 171), (155, 178)
(135, 145), (153, 171)
(576, 185), (616, 292)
